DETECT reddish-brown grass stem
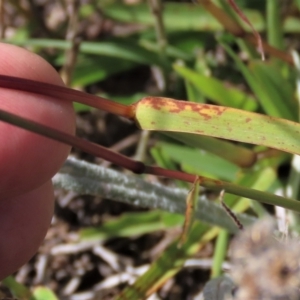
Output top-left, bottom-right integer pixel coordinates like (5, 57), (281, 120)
(0, 108), (199, 182)
(0, 109), (144, 173)
(0, 75), (135, 119)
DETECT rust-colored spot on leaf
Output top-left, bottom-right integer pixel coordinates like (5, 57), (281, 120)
(192, 104), (227, 120)
(245, 118), (252, 123)
(143, 96), (226, 117)
(142, 96), (166, 110)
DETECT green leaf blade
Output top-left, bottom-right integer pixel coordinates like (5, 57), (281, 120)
(174, 64), (258, 111)
(135, 97), (300, 156)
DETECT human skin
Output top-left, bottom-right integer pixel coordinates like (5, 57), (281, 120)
(0, 43), (75, 279)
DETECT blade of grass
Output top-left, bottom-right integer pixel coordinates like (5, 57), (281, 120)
(31, 287), (58, 300)
(266, 0), (283, 49)
(153, 141), (240, 181)
(164, 132), (256, 168)
(79, 211), (184, 241)
(54, 157), (256, 233)
(71, 55), (138, 86)
(249, 61), (296, 120)
(5, 39), (163, 66)
(173, 64), (258, 111)
(211, 229), (229, 278)
(197, 0), (292, 64)
(134, 96), (300, 157)
(220, 41), (295, 119)
(101, 2), (223, 31)
(2, 276), (32, 299)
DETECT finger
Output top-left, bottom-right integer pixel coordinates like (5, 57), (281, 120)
(0, 180), (54, 279)
(0, 43), (75, 199)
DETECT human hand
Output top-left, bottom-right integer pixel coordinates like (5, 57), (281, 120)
(0, 43), (75, 279)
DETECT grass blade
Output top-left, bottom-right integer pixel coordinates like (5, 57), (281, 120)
(135, 96), (300, 157)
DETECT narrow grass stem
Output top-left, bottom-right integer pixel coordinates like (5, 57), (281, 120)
(148, 0), (168, 59)
(0, 109), (143, 173)
(148, 0), (169, 91)
(197, 0), (292, 63)
(211, 229), (229, 278)
(266, 0), (283, 50)
(60, 0), (81, 86)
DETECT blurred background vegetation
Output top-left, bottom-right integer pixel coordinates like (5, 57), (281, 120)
(2, 0), (300, 299)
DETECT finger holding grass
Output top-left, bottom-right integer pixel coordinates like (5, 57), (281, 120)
(0, 43), (75, 279)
